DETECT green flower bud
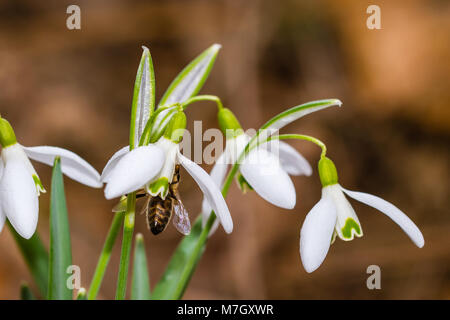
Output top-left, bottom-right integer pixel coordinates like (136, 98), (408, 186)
(318, 156), (338, 187)
(163, 111), (186, 143)
(0, 118), (17, 148)
(217, 108), (243, 139)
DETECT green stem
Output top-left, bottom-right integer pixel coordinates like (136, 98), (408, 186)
(115, 192), (136, 300)
(87, 211), (124, 300)
(266, 134), (327, 158)
(181, 95), (223, 111)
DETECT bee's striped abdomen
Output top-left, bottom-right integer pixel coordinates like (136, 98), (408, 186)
(147, 197), (173, 235)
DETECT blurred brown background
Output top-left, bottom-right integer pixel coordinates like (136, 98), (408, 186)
(0, 0), (449, 299)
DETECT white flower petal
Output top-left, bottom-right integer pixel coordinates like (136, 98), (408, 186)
(178, 153), (233, 234)
(342, 188), (424, 248)
(0, 159), (39, 239)
(0, 206), (5, 234)
(201, 209), (221, 237)
(265, 140), (312, 176)
(101, 146), (130, 183)
(23, 146), (102, 188)
(240, 148), (296, 209)
(0, 157), (3, 178)
(201, 151), (229, 229)
(104, 145), (165, 199)
(300, 196), (337, 273)
(323, 184), (362, 241)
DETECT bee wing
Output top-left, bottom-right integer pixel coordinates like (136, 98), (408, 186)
(172, 198), (191, 235)
(112, 196), (128, 213)
(112, 191), (148, 213)
(137, 196), (150, 216)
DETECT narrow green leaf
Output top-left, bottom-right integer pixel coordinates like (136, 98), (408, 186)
(129, 46), (156, 149)
(87, 211), (124, 300)
(9, 223), (49, 297)
(115, 194), (136, 300)
(159, 44), (221, 107)
(261, 99), (342, 132)
(20, 283), (36, 300)
(152, 217), (206, 300)
(48, 157), (73, 300)
(131, 233), (151, 300)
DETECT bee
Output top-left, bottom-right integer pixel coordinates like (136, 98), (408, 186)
(137, 165), (191, 236)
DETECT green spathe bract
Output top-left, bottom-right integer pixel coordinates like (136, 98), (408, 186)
(129, 46), (155, 149)
(0, 117), (17, 148)
(159, 44), (221, 107)
(318, 157), (338, 187)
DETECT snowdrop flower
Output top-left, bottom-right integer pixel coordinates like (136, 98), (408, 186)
(102, 110), (233, 234)
(0, 117), (102, 239)
(300, 156), (424, 273)
(202, 107), (313, 233)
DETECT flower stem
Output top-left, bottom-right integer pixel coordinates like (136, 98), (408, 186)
(181, 95), (224, 111)
(87, 211), (124, 300)
(115, 192), (136, 300)
(267, 134), (327, 158)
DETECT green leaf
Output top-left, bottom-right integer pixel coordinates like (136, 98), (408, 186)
(87, 211), (124, 300)
(129, 46), (156, 149)
(48, 157), (73, 300)
(151, 217), (206, 300)
(159, 44), (221, 107)
(20, 283), (36, 300)
(261, 99), (342, 132)
(9, 224), (49, 298)
(131, 233), (151, 300)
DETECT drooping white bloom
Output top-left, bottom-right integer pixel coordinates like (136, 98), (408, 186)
(201, 132), (312, 234)
(102, 138), (233, 234)
(200, 100), (344, 235)
(0, 119), (102, 239)
(299, 157), (424, 273)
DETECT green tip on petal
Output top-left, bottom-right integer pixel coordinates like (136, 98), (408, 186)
(318, 157), (338, 187)
(341, 217), (362, 240)
(163, 111), (186, 143)
(147, 177), (169, 199)
(236, 173), (253, 193)
(0, 118), (17, 148)
(33, 174), (46, 195)
(217, 108), (243, 139)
